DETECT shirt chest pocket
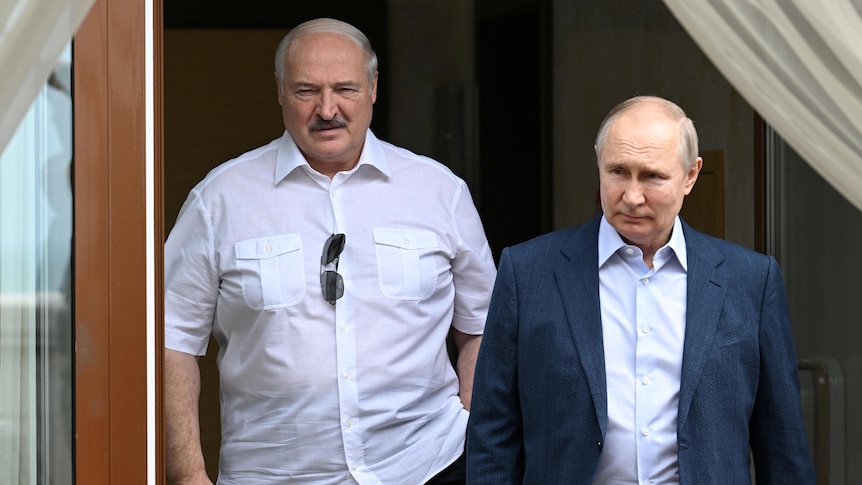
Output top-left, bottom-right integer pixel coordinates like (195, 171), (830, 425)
(373, 228), (439, 300)
(234, 234), (305, 310)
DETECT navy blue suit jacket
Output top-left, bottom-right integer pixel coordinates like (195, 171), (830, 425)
(466, 216), (815, 484)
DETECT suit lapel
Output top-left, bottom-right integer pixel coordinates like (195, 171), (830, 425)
(555, 217), (608, 434)
(677, 223), (729, 428)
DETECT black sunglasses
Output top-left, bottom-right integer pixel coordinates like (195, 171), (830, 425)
(320, 233), (345, 304)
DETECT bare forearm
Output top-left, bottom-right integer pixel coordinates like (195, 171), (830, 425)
(165, 349), (212, 484)
(453, 330), (482, 411)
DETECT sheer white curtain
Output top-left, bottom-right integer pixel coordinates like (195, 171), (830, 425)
(663, 0), (862, 212)
(0, 0), (94, 154)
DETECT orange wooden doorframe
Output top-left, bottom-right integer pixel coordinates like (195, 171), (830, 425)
(73, 0), (164, 482)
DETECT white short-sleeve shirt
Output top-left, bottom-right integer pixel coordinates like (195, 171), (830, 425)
(165, 130), (497, 484)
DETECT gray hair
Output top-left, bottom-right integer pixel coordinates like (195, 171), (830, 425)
(274, 18), (378, 88)
(594, 95), (699, 171)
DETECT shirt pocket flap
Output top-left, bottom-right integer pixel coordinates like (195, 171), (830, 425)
(373, 228), (437, 250)
(235, 234), (302, 261)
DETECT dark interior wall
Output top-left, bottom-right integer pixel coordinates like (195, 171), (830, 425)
(551, 0), (755, 246)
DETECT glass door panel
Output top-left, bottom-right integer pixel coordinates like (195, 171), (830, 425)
(0, 43), (74, 484)
(766, 126), (857, 484)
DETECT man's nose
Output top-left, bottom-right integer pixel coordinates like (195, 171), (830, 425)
(622, 181), (645, 206)
(318, 90), (338, 120)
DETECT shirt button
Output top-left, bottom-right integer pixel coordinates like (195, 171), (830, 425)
(343, 371), (351, 380)
(641, 325), (650, 334)
(642, 376), (651, 385)
(341, 325), (348, 332)
(642, 427), (650, 436)
(641, 277), (649, 285)
(264, 246), (271, 253)
(346, 419), (354, 427)
(626, 247), (634, 255)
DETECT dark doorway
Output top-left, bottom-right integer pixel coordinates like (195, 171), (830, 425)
(476, 1), (552, 261)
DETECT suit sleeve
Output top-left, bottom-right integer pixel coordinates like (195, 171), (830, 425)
(749, 256), (816, 484)
(466, 248), (525, 483)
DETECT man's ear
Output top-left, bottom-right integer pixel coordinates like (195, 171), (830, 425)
(274, 72), (285, 105)
(370, 71), (379, 104)
(683, 157), (703, 195)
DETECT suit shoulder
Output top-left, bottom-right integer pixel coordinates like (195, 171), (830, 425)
(503, 218), (598, 260)
(684, 223), (775, 271)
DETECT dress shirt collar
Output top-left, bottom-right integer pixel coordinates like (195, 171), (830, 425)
(274, 129), (392, 184)
(598, 215), (688, 271)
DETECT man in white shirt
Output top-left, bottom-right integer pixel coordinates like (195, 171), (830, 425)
(164, 18), (496, 485)
(466, 96), (814, 484)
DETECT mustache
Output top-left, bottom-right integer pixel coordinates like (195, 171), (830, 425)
(309, 117), (347, 131)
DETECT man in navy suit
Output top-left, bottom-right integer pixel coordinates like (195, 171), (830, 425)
(466, 96), (815, 484)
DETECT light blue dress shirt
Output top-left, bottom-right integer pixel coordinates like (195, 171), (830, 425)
(593, 216), (687, 485)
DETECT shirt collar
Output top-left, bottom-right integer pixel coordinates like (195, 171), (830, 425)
(598, 215), (688, 271)
(274, 129), (392, 184)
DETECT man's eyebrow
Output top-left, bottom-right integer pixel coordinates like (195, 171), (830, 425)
(332, 80), (362, 88)
(288, 80), (362, 90)
(290, 81), (317, 89)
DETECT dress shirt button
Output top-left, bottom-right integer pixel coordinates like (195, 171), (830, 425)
(341, 325), (348, 332)
(642, 376), (651, 385)
(625, 247), (634, 255)
(343, 371), (351, 380)
(642, 427), (650, 436)
(346, 418), (354, 427)
(641, 277), (649, 285)
(641, 325), (650, 334)
(264, 246), (271, 253)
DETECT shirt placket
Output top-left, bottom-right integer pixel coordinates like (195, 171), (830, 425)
(328, 178), (370, 480)
(635, 267), (658, 485)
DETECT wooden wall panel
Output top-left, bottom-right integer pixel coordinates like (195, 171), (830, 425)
(74, 0), (162, 482)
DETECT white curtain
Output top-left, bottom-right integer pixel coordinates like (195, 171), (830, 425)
(0, 0), (95, 154)
(663, 0), (862, 212)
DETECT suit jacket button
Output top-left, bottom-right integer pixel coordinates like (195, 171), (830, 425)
(596, 441), (602, 449)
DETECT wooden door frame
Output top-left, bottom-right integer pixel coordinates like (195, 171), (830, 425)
(73, 0), (164, 482)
